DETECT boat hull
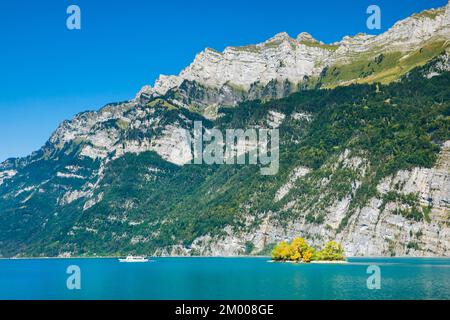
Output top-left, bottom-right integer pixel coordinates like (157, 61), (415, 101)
(118, 257), (149, 263)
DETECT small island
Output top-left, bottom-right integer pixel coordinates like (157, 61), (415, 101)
(271, 238), (346, 263)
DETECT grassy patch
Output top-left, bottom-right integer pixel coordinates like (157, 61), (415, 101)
(320, 41), (449, 87)
(299, 40), (339, 51)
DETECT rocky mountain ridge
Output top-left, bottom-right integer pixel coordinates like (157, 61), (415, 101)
(137, 1), (450, 115)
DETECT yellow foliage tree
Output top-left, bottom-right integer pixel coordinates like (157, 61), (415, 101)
(290, 251), (301, 261)
(272, 237), (314, 262)
(317, 241), (345, 261)
(291, 237), (311, 261)
(272, 241), (293, 261)
(302, 248), (314, 263)
(272, 238), (345, 263)
(291, 237), (308, 254)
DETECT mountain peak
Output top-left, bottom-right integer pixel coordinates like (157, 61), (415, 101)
(445, 0), (450, 20)
(296, 32), (315, 42)
(411, 1), (448, 20)
(267, 32), (292, 42)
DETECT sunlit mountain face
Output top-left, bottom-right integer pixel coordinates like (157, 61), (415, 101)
(0, 2), (449, 258)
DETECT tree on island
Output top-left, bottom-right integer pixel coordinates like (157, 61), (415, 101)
(271, 241), (293, 261)
(272, 237), (316, 262)
(272, 238), (345, 262)
(316, 241), (345, 261)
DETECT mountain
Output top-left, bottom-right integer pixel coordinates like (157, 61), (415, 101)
(0, 3), (449, 258)
(141, 2), (450, 117)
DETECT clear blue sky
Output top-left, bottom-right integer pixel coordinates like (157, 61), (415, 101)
(0, 0), (448, 161)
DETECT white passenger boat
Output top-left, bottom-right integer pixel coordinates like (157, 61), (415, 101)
(118, 255), (149, 263)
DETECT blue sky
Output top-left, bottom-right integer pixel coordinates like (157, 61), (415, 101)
(0, 0), (448, 161)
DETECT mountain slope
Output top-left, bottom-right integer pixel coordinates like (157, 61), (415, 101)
(0, 4), (449, 258)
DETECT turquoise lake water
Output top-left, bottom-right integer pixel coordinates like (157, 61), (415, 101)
(0, 257), (449, 300)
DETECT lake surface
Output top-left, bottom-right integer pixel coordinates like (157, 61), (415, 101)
(0, 257), (449, 300)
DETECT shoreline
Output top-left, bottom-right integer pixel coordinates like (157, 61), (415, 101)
(1, 255), (449, 261)
(269, 260), (349, 264)
(0, 255), (269, 260)
(310, 260), (349, 264)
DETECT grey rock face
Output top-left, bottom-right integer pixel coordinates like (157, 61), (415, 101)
(137, 2), (450, 113)
(170, 142), (450, 257)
